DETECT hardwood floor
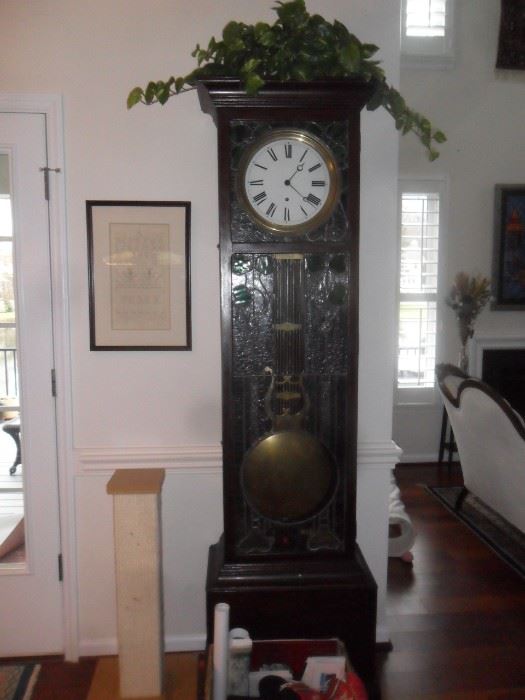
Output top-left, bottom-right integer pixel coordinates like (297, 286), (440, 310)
(13, 463), (525, 699)
(31, 658), (98, 700)
(378, 463), (525, 699)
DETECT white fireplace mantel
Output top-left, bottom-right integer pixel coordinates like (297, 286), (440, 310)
(471, 335), (525, 378)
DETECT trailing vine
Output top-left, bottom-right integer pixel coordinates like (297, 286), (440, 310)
(128, 0), (446, 160)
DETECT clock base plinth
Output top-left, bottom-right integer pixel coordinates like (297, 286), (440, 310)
(205, 537), (379, 698)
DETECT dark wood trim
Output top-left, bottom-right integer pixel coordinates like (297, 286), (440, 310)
(197, 78), (375, 118)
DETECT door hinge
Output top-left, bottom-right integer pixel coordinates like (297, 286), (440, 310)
(51, 368), (57, 397)
(58, 553), (63, 582)
(39, 166), (61, 201)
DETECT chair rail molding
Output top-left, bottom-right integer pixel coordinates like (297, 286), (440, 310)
(76, 444), (223, 474)
(358, 440), (403, 468)
(76, 439), (402, 474)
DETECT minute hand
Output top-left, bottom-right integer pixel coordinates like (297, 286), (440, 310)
(287, 182), (305, 198)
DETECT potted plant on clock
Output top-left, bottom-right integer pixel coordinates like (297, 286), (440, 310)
(127, 0), (446, 160)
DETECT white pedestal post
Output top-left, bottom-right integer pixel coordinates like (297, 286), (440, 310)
(107, 468), (166, 699)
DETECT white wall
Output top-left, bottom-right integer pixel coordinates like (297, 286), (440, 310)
(394, 0), (525, 460)
(0, 0), (400, 653)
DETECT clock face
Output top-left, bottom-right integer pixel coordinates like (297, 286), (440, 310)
(238, 129), (341, 236)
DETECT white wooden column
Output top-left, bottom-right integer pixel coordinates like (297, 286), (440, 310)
(107, 468), (166, 699)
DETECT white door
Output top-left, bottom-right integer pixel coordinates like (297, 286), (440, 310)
(0, 112), (63, 654)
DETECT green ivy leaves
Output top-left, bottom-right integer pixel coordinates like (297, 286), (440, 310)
(127, 0), (446, 160)
(369, 83), (447, 161)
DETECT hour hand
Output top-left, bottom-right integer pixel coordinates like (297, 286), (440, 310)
(285, 163), (304, 185)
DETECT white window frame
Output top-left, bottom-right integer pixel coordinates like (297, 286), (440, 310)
(401, 0), (455, 69)
(396, 177), (447, 406)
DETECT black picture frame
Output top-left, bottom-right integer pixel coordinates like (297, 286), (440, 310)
(492, 185), (525, 310)
(87, 200), (191, 349)
(496, 0), (525, 70)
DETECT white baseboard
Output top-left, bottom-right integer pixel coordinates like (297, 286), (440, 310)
(166, 634), (206, 652)
(78, 633), (207, 658)
(398, 452), (439, 463)
(78, 638), (118, 657)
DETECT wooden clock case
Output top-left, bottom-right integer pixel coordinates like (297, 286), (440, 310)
(198, 79), (379, 692)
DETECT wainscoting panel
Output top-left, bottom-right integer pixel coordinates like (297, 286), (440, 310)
(75, 440), (399, 653)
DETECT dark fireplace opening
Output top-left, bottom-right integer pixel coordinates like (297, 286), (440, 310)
(482, 348), (525, 418)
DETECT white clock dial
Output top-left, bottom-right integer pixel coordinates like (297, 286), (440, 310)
(238, 130), (340, 236)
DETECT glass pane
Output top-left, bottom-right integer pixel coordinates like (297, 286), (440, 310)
(0, 156), (23, 566)
(0, 198), (12, 237)
(400, 192), (440, 294)
(0, 241), (16, 323)
(231, 253), (350, 556)
(0, 328), (16, 347)
(406, 0), (446, 37)
(397, 301), (437, 388)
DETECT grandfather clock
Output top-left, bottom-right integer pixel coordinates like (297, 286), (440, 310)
(198, 79), (378, 689)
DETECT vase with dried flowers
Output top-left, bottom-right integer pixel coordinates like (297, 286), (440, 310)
(445, 272), (491, 372)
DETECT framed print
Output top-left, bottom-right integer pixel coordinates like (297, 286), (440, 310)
(492, 185), (525, 310)
(87, 200), (191, 349)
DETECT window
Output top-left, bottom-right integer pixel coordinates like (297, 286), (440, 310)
(401, 0), (454, 67)
(0, 191), (17, 400)
(397, 181), (444, 403)
(405, 0), (446, 37)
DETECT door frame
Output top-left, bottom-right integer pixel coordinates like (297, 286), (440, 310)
(0, 93), (78, 660)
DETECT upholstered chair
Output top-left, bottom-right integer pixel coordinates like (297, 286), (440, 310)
(436, 363), (525, 534)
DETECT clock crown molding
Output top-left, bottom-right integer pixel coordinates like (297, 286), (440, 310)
(197, 78), (375, 120)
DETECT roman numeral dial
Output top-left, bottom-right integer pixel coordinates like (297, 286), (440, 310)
(238, 129), (341, 236)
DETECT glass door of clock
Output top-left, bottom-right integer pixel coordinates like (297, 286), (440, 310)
(231, 252), (351, 557)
